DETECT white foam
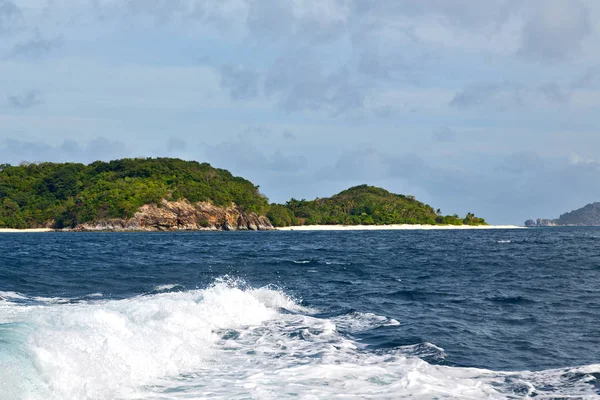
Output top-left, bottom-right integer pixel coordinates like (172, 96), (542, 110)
(0, 291), (28, 301)
(497, 240), (512, 244)
(152, 284), (180, 292)
(1, 281), (598, 400)
(31, 296), (72, 304)
(331, 312), (400, 333)
(0, 280), (289, 399)
(244, 285), (312, 313)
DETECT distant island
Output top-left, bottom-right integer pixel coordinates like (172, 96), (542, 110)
(0, 158), (486, 231)
(525, 202), (600, 227)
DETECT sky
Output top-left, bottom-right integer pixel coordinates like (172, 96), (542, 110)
(1, 0), (600, 224)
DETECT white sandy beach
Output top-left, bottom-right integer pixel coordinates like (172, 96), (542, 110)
(277, 224), (524, 231)
(0, 228), (54, 233)
(0, 226), (525, 232)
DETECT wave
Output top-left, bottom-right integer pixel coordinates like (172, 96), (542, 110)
(0, 279), (598, 399)
(486, 295), (538, 305)
(0, 290), (28, 301)
(153, 284), (180, 292)
(151, 283), (187, 294)
(330, 311), (400, 332)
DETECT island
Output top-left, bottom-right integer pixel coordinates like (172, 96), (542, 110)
(268, 185), (486, 227)
(525, 202), (600, 227)
(0, 158), (488, 231)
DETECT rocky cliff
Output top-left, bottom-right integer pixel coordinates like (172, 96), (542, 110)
(555, 202), (600, 226)
(73, 200), (273, 231)
(525, 202), (600, 227)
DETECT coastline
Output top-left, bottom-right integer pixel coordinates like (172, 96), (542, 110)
(277, 224), (524, 231)
(0, 228), (54, 233)
(0, 225), (525, 232)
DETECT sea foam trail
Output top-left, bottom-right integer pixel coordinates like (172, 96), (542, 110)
(0, 280), (598, 400)
(0, 280), (305, 400)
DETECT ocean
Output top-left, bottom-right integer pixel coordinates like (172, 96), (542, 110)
(0, 229), (599, 399)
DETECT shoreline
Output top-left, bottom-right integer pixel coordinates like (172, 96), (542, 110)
(0, 225), (525, 233)
(276, 224), (524, 231)
(0, 228), (54, 233)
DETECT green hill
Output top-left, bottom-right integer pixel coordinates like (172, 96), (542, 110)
(0, 160), (486, 229)
(267, 185), (486, 227)
(0, 158), (268, 229)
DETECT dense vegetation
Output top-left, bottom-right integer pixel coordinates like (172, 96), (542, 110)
(0, 159), (486, 229)
(271, 185), (486, 227)
(0, 158), (268, 229)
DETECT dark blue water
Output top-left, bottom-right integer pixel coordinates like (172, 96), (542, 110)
(1, 228), (599, 399)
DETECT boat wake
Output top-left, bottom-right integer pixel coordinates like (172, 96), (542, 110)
(0, 278), (598, 399)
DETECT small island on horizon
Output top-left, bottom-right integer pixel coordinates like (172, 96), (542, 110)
(0, 158), (489, 232)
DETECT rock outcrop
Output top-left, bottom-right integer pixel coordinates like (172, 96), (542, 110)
(74, 200), (273, 231)
(524, 218), (559, 227)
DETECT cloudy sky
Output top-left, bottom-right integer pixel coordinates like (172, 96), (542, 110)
(1, 0), (600, 224)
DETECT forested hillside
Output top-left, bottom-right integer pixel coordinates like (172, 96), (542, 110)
(0, 158), (268, 229)
(0, 160), (486, 229)
(267, 185), (486, 227)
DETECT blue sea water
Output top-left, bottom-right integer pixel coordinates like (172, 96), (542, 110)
(0, 228), (599, 399)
